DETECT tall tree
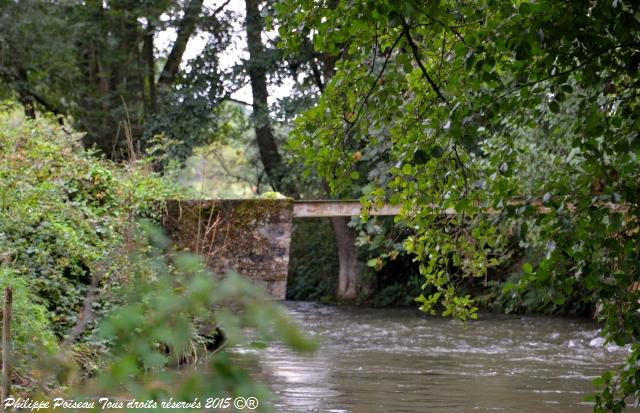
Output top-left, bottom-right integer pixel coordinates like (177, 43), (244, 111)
(316, 50), (367, 300)
(245, 0), (298, 196)
(0, 0), (231, 162)
(276, 0), (640, 407)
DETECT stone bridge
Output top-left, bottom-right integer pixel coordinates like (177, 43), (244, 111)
(162, 199), (399, 299)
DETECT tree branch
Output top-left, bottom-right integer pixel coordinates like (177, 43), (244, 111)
(60, 248), (117, 348)
(309, 58), (325, 92)
(27, 91), (61, 116)
(157, 0), (206, 89)
(401, 18), (449, 104)
(211, 0), (232, 16)
(0, 67), (65, 122)
(491, 43), (634, 104)
(344, 32), (403, 134)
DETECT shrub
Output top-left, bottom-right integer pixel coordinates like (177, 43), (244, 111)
(0, 104), (314, 406)
(0, 103), (181, 385)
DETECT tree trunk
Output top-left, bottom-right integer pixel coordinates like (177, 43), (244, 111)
(157, 0), (204, 90)
(143, 21), (157, 114)
(244, 0), (365, 299)
(245, 0), (298, 197)
(19, 94), (35, 119)
(16, 67), (36, 119)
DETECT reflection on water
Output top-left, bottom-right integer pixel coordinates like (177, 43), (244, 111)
(231, 301), (629, 413)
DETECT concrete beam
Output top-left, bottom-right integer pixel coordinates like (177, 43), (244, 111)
(293, 199), (630, 218)
(293, 201), (400, 218)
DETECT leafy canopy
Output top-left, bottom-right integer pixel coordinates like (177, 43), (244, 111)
(276, 0), (639, 409)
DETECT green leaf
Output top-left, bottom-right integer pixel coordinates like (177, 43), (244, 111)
(412, 149), (429, 164)
(431, 146), (444, 158)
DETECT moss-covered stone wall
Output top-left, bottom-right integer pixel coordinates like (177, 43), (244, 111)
(162, 199), (294, 299)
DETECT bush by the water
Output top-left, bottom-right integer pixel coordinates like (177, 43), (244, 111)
(0, 104), (314, 401)
(0, 104), (184, 386)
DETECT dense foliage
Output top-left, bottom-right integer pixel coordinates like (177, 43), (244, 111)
(287, 219), (339, 301)
(0, 103), (180, 386)
(0, 106), (314, 406)
(0, 103), (179, 332)
(0, 0), (234, 162)
(275, 0), (639, 409)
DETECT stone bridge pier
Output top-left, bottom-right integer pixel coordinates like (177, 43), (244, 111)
(163, 199), (293, 298)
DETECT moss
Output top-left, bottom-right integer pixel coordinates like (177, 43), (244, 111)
(230, 198), (294, 224)
(258, 191), (288, 199)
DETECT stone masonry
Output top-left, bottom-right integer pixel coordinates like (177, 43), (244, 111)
(162, 199), (294, 299)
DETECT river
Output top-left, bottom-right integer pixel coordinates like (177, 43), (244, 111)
(232, 301), (630, 413)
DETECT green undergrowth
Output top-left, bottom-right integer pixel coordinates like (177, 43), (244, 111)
(0, 104), (315, 406)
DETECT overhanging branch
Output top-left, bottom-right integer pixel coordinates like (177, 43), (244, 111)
(401, 18), (449, 104)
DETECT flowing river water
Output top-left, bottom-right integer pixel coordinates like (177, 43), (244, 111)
(231, 301), (630, 413)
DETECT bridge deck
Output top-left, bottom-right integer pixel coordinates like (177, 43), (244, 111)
(293, 201), (400, 217)
(292, 200), (629, 218)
